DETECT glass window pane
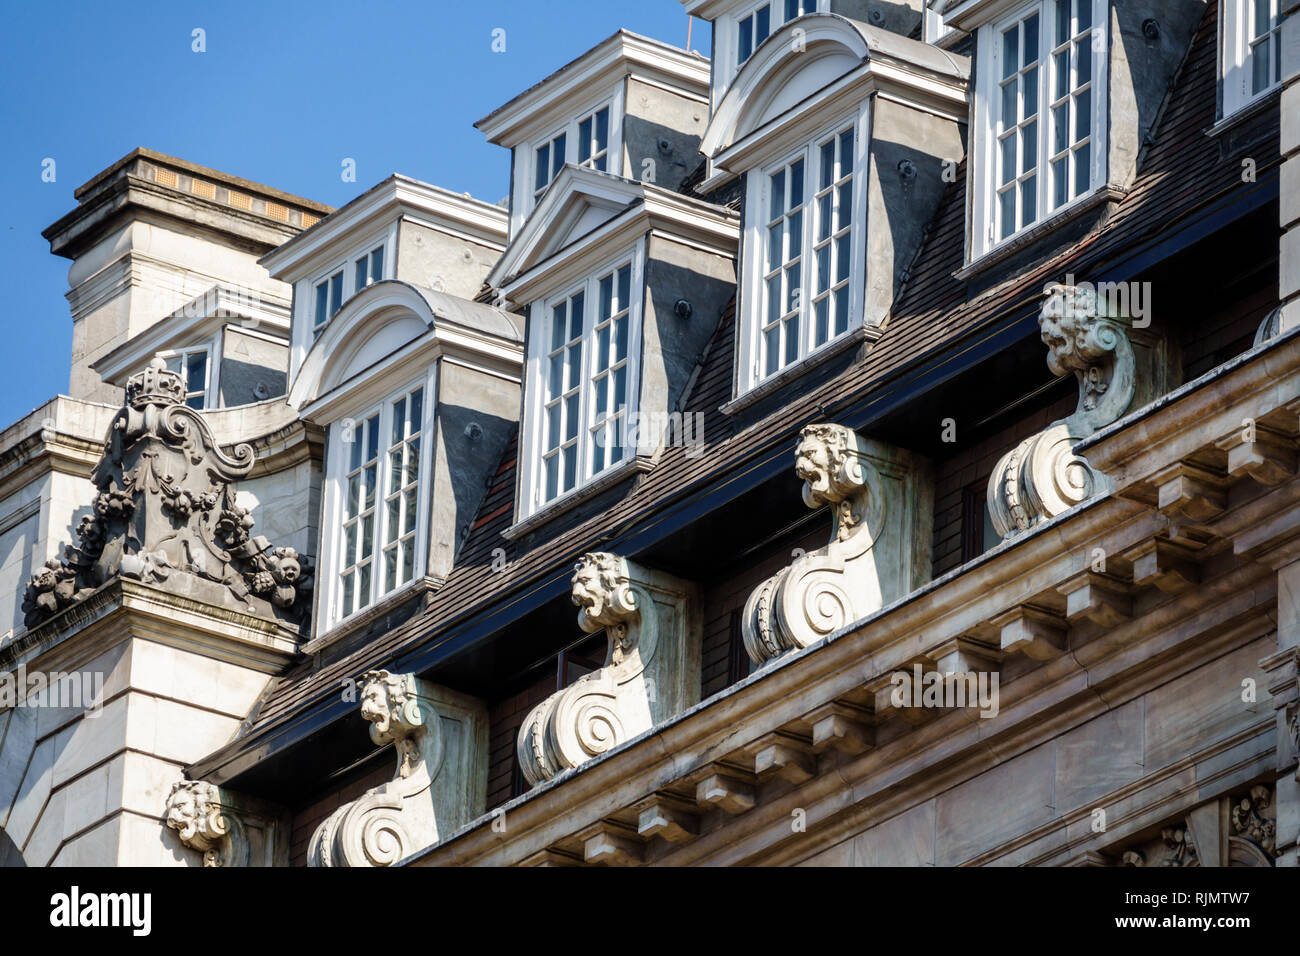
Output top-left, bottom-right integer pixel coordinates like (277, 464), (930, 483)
(1052, 156), (1068, 207)
(1075, 88), (1091, 140)
(535, 145), (549, 192)
(570, 291), (585, 337)
(578, 117), (592, 164)
(372, 247), (384, 280)
(361, 514), (374, 559)
(820, 140), (835, 190)
(790, 159), (804, 206)
(769, 170), (785, 220)
(1023, 13), (1039, 63)
(365, 415), (379, 462)
(1075, 0), (1091, 33)
(614, 314), (627, 359)
(1024, 66), (1038, 115)
(1002, 26), (1019, 78)
(1053, 103), (1069, 153)
(545, 454), (558, 500)
(330, 273), (343, 315)
(837, 181), (852, 226)
(359, 563), (371, 608)
(552, 135), (566, 177)
(599, 273), (613, 320)
(1073, 143), (1091, 197)
(756, 5), (770, 42)
(1054, 50), (1069, 99)
(834, 288), (849, 336)
(385, 549), (397, 594)
(1021, 174), (1037, 224)
(1075, 38), (1091, 85)
(1055, 0), (1069, 44)
(563, 445), (576, 490)
(738, 16), (753, 63)
(840, 128), (854, 174)
(617, 264), (630, 308)
(595, 108), (609, 152)
(1252, 47), (1271, 94)
(1021, 120), (1038, 173)
(315, 283), (328, 327)
(1000, 81), (1017, 129)
(788, 210), (802, 260)
(836, 234), (850, 283)
(1000, 135), (1016, 186)
(999, 188), (1016, 239)
(355, 256), (367, 293)
(565, 394), (579, 440)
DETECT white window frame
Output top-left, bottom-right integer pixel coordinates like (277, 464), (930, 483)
(518, 242), (645, 523)
(519, 96), (622, 225)
(710, 0), (828, 111)
(319, 371), (436, 631)
(293, 225), (397, 367)
(970, 0), (1109, 260)
(736, 108), (869, 397)
(1222, 0), (1287, 117)
(159, 344), (213, 410)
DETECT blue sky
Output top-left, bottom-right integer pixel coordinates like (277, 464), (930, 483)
(0, 0), (711, 426)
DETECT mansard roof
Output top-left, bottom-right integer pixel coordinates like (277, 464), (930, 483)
(700, 13), (969, 169)
(189, 2), (1283, 796)
(288, 280), (522, 421)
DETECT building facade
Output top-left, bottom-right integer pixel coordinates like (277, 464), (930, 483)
(0, 0), (1296, 868)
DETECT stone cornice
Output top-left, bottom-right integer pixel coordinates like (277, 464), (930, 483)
(406, 334), (1300, 867)
(0, 576), (299, 676)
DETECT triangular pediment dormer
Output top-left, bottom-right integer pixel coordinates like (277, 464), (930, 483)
(486, 166), (646, 294)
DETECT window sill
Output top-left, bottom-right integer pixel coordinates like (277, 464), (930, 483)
(301, 574), (444, 656)
(721, 326), (878, 416)
(1206, 87), (1280, 138)
(503, 454), (655, 541)
(955, 185), (1128, 282)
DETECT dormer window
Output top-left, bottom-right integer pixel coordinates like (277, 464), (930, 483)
(530, 105), (613, 211)
(1223, 0), (1286, 117)
(311, 240), (392, 338)
(973, 0), (1106, 255)
(535, 259), (637, 506)
(334, 382), (428, 622)
(750, 120), (862, 385)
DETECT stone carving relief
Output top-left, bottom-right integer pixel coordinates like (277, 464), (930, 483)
(516, 553), (700, 787)
(164, 780), (248, 868)
(21, 360), (311, 629)
(988, 283), (1139, 539)
(309, 670), (487, 866)
(742, 423), (926, 665)
(1115, 784), (1277, 867)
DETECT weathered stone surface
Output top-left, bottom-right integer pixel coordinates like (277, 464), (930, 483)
(517, 552), (700, 786)
(21, 360), (312, 631)
(743, 422), (929, 664)
(309, 670), (487, 866)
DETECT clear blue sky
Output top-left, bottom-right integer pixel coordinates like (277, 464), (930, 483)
(0, 0), (711, 426)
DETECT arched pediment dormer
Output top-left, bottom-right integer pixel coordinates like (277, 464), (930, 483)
(701, 14), (873, 164)
(288, 280), (437, 413)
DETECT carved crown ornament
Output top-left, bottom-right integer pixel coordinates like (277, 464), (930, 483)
(21, 359), (312, 630)
(516, 552), (699, 787)
(743, 423), (903, 666)
(310, 670), (487, 867)
(987, 282), (1138, 540)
